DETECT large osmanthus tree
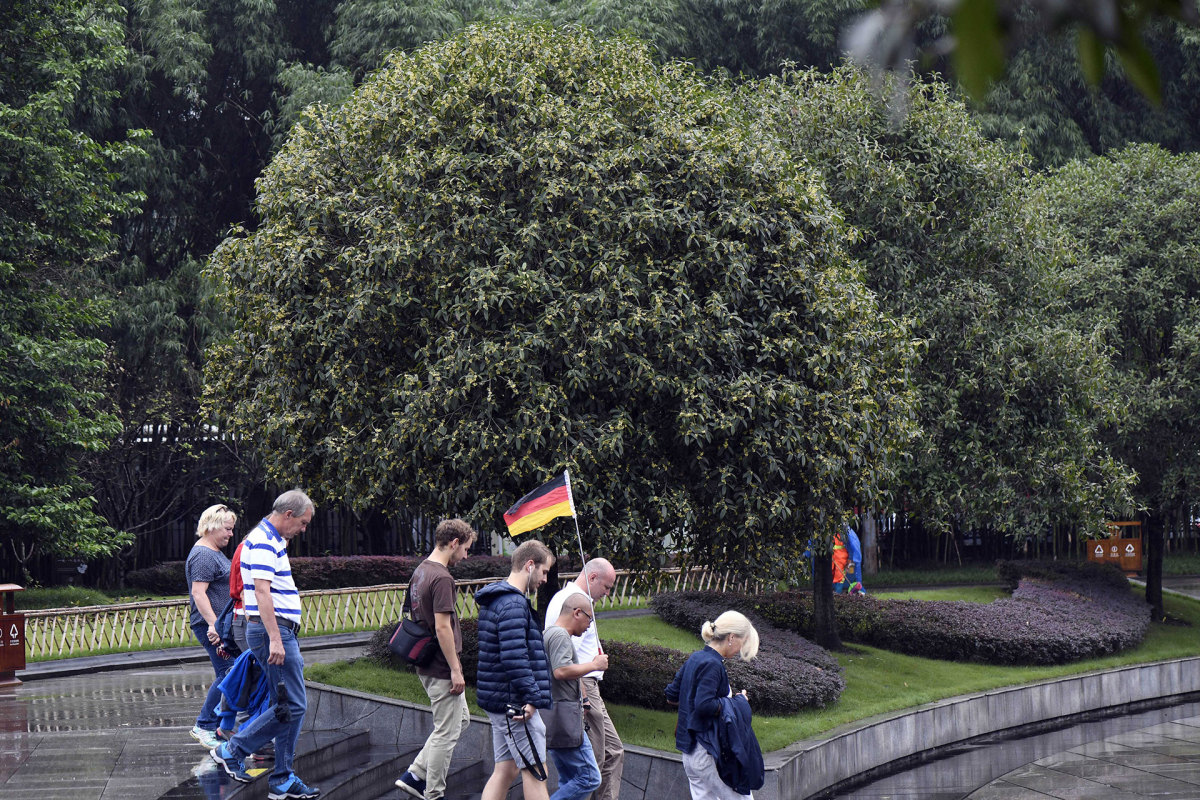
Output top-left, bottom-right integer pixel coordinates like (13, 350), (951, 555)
(203, 22), (918, 587)
(0, 0), (143, 580)
(746, 67), (1134, 546)
(1030, 143), (1200, 619)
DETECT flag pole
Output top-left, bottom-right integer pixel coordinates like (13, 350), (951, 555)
(565, 470), (602, 654)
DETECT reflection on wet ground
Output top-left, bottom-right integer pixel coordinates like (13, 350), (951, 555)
(0, 646), (362, 800)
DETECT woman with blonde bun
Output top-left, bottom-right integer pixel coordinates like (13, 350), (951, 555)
(186, 503), (237, 749)
(665, 610), (760, 799)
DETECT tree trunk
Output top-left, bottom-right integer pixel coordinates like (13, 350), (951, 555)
(1145, 510), (1165, 620)
(812, 550), (842, 650)
(861, 513), (878, 576)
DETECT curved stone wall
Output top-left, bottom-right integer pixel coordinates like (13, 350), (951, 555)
(305, 655), (1200, 800)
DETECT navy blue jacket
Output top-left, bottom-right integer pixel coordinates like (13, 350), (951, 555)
(474, 580), (552, 713)
(664, 645), (730, 753)
(714, 695), (765, 794)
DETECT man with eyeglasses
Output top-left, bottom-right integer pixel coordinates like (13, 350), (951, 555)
(544, 558), (624, 800)
(543, 593), (607, 799)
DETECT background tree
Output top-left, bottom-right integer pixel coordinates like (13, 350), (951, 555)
(203, 22), (918, 589)
(0, 0), (144, 581)
(747, 66), (1134, 543)
(977, 18), (1200, 167)
(1030, 143), (1200, 618)
(71, 0), (342, 581)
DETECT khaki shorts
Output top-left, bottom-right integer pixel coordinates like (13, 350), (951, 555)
(487, 709), (547, 768)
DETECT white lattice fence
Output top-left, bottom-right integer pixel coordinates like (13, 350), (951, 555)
(23, 567), (748, 660)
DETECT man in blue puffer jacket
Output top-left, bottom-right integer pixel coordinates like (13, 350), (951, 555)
(476, 539), (555, 800)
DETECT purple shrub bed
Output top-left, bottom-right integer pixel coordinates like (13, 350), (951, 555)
(650, 592), (845, 711)
(672, 560), (1150, 666)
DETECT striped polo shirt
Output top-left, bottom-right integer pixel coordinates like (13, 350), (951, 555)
(241, 518), (302, 625)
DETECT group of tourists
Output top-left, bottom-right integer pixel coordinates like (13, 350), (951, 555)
(185, 491), (764, 800)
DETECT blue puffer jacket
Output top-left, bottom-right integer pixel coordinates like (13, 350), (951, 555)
(474, 580), (552, 713)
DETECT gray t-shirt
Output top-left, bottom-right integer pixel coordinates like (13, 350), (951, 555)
(543, 625), (581, 703)
(186, 544), (232, 629)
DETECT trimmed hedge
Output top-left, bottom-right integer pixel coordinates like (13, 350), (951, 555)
(650, 593), (845, 711)
(697, 559), (1150, 666)
(126, 554), (515, 593)
(365, 599), (844, 713)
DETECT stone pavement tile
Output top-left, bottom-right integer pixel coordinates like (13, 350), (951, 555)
(1040, 757), (1143, 782)
(99, 777), (191, 800)
(1071, 741), (1138, 758)
(1141, 742), (1200, 758)
(1137, 762), (1200, 786)
(1167, 716), (1200, 729)
(965, 779), (1059, 799)
(1103, 751), (1191, 769)
(1033, 751), (1093, 769)
(1102, 773), (1200, 797)
(1141, 723), (1200, 741)
(1107, 732), (1177, 748)
(1001, 765), (1142, 799)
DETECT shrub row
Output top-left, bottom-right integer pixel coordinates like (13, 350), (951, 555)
(706, 559), (1149, 666)
(365, 594), (845, 713)
(126, 554), (516, 594)
(650, 592), (845, 711)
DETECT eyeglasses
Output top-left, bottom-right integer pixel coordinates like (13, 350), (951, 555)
(576, 608), (594, 622)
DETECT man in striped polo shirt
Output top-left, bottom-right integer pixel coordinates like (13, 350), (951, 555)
(212, 489), (319, 800)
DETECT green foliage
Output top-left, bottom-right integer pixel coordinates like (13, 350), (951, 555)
(1031, 144), (1200, 518)
(204, 21), (918, 577)
(977, 18), (1200, 167)
(746, 66), (1134, 538)
(845, 0), (1199, 102)
(0, 0), (144, 578)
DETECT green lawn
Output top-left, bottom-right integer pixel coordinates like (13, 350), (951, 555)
(308, 586), (1200, 754)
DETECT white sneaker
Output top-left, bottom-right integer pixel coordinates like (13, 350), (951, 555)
(190, 725), (222, 749)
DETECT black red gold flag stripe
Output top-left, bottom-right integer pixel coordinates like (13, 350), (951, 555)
(503, 472), (575, 536)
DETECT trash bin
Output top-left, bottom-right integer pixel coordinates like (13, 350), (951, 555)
(1086, 522), (1142, 575)
(0, 584), (24, 687)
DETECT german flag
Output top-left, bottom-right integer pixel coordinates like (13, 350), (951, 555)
(503, 472), (575, 536)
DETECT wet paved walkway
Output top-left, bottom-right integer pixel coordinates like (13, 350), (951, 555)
(0, 636), (367, 800)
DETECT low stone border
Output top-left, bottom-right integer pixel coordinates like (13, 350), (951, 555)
(768, 655), (1200, 800)
(305, 655), (1200, 800)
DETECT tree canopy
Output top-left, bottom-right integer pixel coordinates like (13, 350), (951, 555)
(0, 0), (142, 578)
(203, 21), (918, 576)
(746, 67), (1134, 538)
(1031, 143), (1200, 614)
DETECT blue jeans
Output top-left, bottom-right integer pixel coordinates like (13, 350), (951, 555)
(549, 734), (601, 800)
(192, 621), (234, 731)
(227, 622), (307, 783)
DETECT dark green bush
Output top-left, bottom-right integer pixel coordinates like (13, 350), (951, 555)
(650, 592), (845, 711)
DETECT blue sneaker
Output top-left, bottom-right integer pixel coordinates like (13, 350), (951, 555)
(268, 773), (321, 799)
(394, 770), (426, 800)
(209, 742), (251, 783)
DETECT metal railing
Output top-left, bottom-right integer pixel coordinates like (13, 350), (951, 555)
(23, 567), (753, 660)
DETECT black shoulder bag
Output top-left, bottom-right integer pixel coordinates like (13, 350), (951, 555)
(388, 584), (438, 667)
